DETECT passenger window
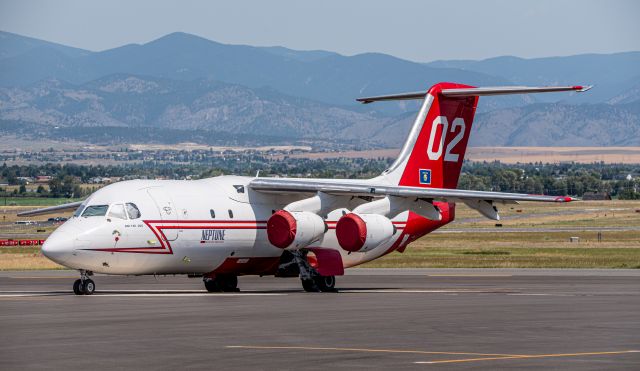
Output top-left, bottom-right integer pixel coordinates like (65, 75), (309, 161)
(125, 203), (141, 219)
(108, 204), (128, 220)
(82, 205), (109, 217)
(228, 209), (234, 218)
(210, 209), (216, 218)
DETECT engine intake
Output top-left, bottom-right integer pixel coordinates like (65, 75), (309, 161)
(336, 213), (395, 252)
(267, 210), (326, 249)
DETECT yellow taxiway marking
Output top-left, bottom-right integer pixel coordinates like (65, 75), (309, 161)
(415, 350), (640, 364)
(227, 346), (640, 365)
(225, 345), (524, 357)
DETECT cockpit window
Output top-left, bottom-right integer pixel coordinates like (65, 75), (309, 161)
(108, 204), (127, 220)
(125, 203), (141, 219)
(81, 205), (109, 217)
(73, 204), (86, 218)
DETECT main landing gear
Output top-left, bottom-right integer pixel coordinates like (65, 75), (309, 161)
(301, 275), (336, 293)
(291, 251), (337, 293)
(203, 274), (239, 292)
(73, 270), (95, 295)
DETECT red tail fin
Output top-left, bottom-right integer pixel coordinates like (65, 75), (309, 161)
(384, 82), (478, 189)
(363, 83), (588, 189)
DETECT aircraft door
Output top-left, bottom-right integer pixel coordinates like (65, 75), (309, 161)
(146, 187), (179, 241)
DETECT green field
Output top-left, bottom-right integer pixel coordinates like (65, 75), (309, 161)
(1, 197), (82, 206)
(363, 231), (640, 269)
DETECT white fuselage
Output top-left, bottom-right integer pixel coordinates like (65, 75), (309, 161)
(42, 176), (425, 276)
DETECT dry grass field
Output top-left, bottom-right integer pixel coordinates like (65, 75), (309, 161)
(1, 200), (639, 270)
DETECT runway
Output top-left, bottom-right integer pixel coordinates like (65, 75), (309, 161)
(1, 269), (639, 370)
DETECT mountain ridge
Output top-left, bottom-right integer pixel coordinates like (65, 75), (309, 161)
(0, 31), (638, 148)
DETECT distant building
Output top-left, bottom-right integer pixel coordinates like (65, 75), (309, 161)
(582, 192), (612, 201)
(17, 176), (34, 184)
(35, 176), (52, 183)
(88, 177), (112, 184)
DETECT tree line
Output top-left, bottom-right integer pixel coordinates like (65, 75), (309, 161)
(1, 160), (640, 199)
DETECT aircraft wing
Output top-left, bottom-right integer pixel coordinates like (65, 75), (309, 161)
(16, 201), (84, 217)
(249, 178), (573, 204)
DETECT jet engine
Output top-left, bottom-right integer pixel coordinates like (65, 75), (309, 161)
(267, 210), (326, 249)
(335, 213), (395, 253)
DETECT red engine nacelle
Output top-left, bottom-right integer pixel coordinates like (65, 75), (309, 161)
(267, 210), (326, 249)
(335, 213), (395, 253)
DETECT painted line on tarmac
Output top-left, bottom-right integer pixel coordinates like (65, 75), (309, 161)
(414, 350), (640, 364)
(427, 274), (512, 277)
(92, 293), (287, 297)
(225, 345), (524, 357)
(341, 289), (517, 294)
(9, 276), (78, 279)
(0, 290), (286, 297)
(0, 289), (516, 297)
(507, 293), (575, 297)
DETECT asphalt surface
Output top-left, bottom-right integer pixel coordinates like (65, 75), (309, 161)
(1, 269), (639, 370)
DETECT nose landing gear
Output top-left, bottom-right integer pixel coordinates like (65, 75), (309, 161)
(73, 270), (95, 295)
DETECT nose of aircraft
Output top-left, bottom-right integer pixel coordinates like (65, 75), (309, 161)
(41, 224), (80, 265)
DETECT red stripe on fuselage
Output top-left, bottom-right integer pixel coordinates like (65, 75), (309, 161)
(83, 218), (408, 254)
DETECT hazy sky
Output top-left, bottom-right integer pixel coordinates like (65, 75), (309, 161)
(1, 0), (638, 61)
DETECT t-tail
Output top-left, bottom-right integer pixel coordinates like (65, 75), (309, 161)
(358, 83), (591, 189)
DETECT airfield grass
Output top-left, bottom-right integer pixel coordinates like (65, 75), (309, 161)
(1, 200), (640, 270)
(0, 250), (64, 270)
(363, 231), (640, 269)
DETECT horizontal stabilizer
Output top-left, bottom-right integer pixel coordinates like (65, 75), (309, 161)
(356, 85), (591, 104)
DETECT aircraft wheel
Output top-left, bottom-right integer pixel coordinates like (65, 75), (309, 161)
(301, 278), (320, 292)
(73, 279), (84, 295)
(314, 275), (336, 292)
(219, 275), (239, 292)
(83, 279), (96, 295)
(204, 278), (221, 292)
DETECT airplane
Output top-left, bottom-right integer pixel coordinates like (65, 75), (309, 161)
(18, 82), (591, 295)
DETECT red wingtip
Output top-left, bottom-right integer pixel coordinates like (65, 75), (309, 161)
(572, 85), (583, 90)
(555, 196), (573, 202)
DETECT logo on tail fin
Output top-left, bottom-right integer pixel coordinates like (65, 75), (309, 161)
(419, 169), (432, 185)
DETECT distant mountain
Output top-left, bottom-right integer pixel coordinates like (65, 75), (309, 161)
(0, 31), (639, 148)
(2, 74), (639, 148)
(0, 31), (90, 59)
(0, 75), (394, 146)
(470, 101), (640, 146)
(0, 32), (522, 113)
(427, 53), (640, 104)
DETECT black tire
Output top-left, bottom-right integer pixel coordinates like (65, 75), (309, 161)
(314, 275), (336, 292)
(219, 275), (239, 292)
(301, 278), (320, 292)
(73, 279), (83, 295)
(204, 278), (221, 292)
(83, 279), (95, 295)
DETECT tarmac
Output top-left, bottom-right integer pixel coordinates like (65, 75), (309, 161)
(1, 269), (639, 370)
